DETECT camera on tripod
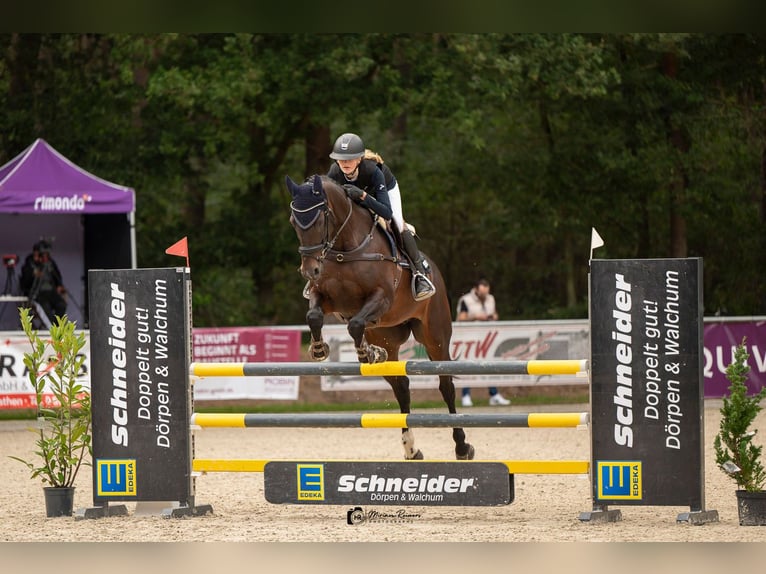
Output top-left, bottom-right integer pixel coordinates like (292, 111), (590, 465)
(2, 254), (18, 268)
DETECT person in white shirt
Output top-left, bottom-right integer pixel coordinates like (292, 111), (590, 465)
(456, 278), (510, 407)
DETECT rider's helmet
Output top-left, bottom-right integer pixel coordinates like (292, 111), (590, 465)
(329, 133), (365, 160)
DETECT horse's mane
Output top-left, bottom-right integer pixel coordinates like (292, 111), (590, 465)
(294, 175), (373, 225)
(317, 175), (347, 204)
(316, 175), (381, 236)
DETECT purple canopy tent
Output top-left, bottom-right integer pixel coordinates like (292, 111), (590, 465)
(0, 138), (136, 330)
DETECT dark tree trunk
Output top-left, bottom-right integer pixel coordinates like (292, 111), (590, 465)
(661, 51), (690, 258)
(305, 123), (330, 177)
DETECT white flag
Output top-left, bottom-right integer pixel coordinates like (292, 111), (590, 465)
(590, 227), (604, 250)
(590, 227), (604, 260)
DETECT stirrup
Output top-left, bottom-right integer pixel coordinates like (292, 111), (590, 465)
(411, 273), (436, 301)
(303, 281), (312, 300)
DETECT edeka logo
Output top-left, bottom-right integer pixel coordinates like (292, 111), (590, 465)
(596, 461), (642, 500)
(297, 464), (324, 501)
(96, 459), (137, 497)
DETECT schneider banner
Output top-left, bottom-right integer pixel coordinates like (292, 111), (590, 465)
(589, 258), (705, 509)
(88, 268), (191, 504)
(264, 461), (512, 506)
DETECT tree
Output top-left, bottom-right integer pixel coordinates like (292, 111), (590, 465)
(2, 33), (766, 325)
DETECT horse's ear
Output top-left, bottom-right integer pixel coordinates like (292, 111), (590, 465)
(312, 174), (323, 195)
(285, 175), (298, 196)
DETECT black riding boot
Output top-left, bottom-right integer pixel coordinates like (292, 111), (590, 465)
(400, 230), (436, 301)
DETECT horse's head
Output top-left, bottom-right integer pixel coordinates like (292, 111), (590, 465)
(286, 174), (350, 282)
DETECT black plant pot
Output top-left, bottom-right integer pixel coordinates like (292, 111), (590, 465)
(735, 489), (766, 526)
(44, 486), (75, 517)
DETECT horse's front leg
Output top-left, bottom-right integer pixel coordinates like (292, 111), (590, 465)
(347, 292), (390, 364)
(306, 291), (329, 361)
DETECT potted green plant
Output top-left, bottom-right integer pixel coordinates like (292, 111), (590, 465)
(713, 338), (766, 526)
(9, 306), (91, 517)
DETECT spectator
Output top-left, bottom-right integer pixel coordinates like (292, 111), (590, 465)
(20, 239), (67, 326)
(456, 278), (510, 407)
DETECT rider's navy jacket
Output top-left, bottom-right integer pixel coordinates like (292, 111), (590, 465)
(327, 159), (393, 221)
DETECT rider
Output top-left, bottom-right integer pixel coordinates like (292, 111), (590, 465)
(326, 132), (436, 301)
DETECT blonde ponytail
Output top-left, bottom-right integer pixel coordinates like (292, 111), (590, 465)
(364, 149), (384, 164)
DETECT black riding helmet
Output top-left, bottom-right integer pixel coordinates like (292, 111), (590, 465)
(329, 133), (365, 160)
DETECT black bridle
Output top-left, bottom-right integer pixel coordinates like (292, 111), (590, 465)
(290, 188), (396, 264)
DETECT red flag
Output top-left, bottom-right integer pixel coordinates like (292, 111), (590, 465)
(165, 236), (189, 267)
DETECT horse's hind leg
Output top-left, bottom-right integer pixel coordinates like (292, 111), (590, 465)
(385, 374), (423, 460)
(367, 326), (422, 459)
(387, 373), (474, 460)
(411, 320), (475, 460)
(439, 374), (474, 460)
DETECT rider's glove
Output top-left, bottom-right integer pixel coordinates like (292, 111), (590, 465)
(343, 184), (364, 202)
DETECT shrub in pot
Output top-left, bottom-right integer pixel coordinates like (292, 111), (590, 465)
(9, 307), (91, 517)
(713, 338), (766, 525)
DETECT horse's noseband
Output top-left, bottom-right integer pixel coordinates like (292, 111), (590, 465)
(291, 196), (351, 261)
(288, 186), (332, 259)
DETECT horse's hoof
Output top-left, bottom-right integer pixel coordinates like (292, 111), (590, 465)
(456, 444), (475, 460)
(310, 342), (329, 361)
(357, 345), (387, 363)
(369, 346), (388, 363)
(406, 450), (424, 460)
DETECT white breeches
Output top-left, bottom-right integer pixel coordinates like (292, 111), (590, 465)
(388, 182), (405, 232)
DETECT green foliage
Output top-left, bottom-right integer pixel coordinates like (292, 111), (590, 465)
(714, 339), (766, 492)
(2, 34), (766, 324)
(9, 308), (91, 488)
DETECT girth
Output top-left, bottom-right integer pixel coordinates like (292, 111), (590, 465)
(324, 226), (399, 263)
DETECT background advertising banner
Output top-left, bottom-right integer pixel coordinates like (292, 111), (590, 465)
(589, 258), (704, 509)
(702, 319), (766, 397)
(192, 327), (301, 400)
(88, 268), (191, 503)
(318, 321), (591, 391)
(2, 318), (766, 408)
(316, 319), (766, 395)
(0, 331), (91, 409)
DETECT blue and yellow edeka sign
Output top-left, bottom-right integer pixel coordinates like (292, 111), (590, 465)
(297, 464), (324, 501)
(597, 461), (642, 500)
(96, 459), (137, 497)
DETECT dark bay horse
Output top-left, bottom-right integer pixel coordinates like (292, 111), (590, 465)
(285, 174), (474, 460)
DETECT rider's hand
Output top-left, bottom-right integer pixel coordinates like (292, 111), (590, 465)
(343, 184), (364, 202)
